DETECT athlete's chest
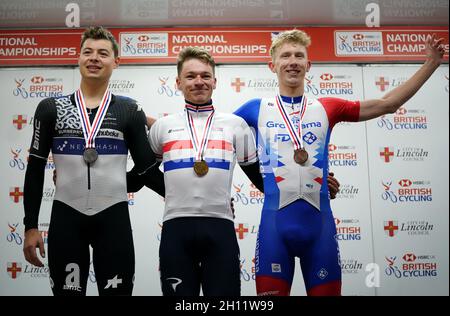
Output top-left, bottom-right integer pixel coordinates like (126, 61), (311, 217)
(53, 97), (126, 137)
(257, 99), (330, 146)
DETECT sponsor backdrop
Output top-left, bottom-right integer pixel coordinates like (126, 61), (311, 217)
(0, 28), (448, 296)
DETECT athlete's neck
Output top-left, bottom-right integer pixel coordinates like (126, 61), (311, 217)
(279, 85), (304, 98)
(79, 80), (109, 109)
(185, 99), (213, 107)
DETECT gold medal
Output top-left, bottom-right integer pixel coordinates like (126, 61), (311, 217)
(194, 160), (209, 177)
(294, 148), (308, 165)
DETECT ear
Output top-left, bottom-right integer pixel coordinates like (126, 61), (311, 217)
(212, 77), (217, 90)
(114, 56), (120, 69)
(268, 61), (276, 74)
(176, 76), (181, 89)
(306, 60), (311, 72)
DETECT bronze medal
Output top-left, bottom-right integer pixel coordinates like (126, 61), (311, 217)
(83, 148), (98, 165)
(194, 160), (209, 177)
(294, 148), (308, 165)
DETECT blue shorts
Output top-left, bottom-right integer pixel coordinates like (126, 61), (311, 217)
(255, 199), (341, 292)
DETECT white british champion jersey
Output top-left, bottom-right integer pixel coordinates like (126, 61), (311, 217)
(149, 104), (258, 222)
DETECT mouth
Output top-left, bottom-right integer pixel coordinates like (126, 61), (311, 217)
(286, 69), (300, 75)
(86, 65), (102, 72)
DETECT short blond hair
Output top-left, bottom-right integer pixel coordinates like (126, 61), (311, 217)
(270, 30), (311, 60)
(177, 46), (216, 75)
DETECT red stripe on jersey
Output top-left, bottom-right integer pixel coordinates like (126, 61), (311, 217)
(163, 140), (233, 153)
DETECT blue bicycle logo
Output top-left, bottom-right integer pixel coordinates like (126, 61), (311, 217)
(7, 223), (23, 245)
(158, 77), (182, 97)
(240, 259), (255, 282)
(305, 76), (319, 96)
(377, 116), (394, 130)
(13, 79), (29, 98)
(233, 184), (249, 205)
(10, 149), (26, 170)
(382, 182), (398, 203)
(385, 257), (402, 278)
(338, 35), (353, 53)
(122, 37), (137, 54)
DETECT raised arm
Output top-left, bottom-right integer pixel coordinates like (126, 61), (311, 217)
(359, 34), (445, 122)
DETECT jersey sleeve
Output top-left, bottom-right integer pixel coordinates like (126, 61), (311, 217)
(148, 119), (163, 162)
(234, 116), (258, 166)
(124, 101), (157, 174)
(29, 98), (57, 160)
(233, 98), (262, 131)
(23, 98), (57, 231)
(318, 97), (360, 129)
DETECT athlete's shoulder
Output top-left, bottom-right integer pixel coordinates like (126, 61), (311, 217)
(234, 98), (263, 114)
(153, 112), (182, 128)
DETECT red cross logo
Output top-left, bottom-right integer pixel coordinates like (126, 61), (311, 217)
(235, 223), (249, 240)
(399, 179), (412, 188)
(380, 147), (395, 163)
(376, 77), (390, 92)
(353, 34), (365, 41)
(320, 73), (333, 81)
(31, 76), (44, 84)
(384, 221), (399, 237)
(10, 187), (24, 203)
(13, 115), (27, 130)
(7, 262), (22, 279)
(231, 78), (246, 93)
(403, 253), (416, 262)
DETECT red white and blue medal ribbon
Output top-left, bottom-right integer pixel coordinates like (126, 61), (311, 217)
(74, 89), (112, 149)
(275, 95), (307, 151)
(185, 105), (215, 162)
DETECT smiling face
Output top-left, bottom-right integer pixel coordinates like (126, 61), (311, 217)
(78, 38), (119, 83)
(176, 58), (217, 105)
(269, 42), (311, 96)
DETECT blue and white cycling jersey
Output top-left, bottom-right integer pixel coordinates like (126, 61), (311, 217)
(234, 95), (360, 212)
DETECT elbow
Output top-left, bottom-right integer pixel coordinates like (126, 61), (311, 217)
(383, 99), (401, 114)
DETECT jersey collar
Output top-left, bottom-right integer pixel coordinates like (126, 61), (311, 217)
(185, 100), (215, 113)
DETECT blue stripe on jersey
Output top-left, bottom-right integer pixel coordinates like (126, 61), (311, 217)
(52, 137), (128, 155)
(319, 128), (333, 213)
(164, 158), (231, 172)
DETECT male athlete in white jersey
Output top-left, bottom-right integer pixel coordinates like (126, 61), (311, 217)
(234, 30), (445, 296)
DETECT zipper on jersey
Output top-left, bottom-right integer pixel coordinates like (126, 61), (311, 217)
(87, 163), (91, 190)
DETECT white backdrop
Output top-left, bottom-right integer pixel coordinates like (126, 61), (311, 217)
(1, 63), (448, 296)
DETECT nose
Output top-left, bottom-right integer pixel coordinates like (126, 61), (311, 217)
(88, 52), (100, 62)
(193, 75), (204, 85)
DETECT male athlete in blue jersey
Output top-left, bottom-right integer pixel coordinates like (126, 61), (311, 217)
(234, 30), (445, 296)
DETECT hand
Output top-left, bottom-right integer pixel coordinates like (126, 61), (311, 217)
(23, 228), (45, 267)
(327, 172), (340, 200)
(146, 116), (156, 128)
(231, 198), (235, 219)
(53, 169), (57, 186)
(425, 34), (445, 65)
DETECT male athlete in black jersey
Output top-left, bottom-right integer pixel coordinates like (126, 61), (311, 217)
(22, 26), (160, 296)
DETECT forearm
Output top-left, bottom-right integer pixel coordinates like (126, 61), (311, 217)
(382, 58), (441, 110)
(240, 161), (264, 193)
(127, 163), (165, 197)
(23, 156), (47, 232)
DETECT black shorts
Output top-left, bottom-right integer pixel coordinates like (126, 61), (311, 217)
(47, 200), (134, 296)
(159, 217), (241, 296)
